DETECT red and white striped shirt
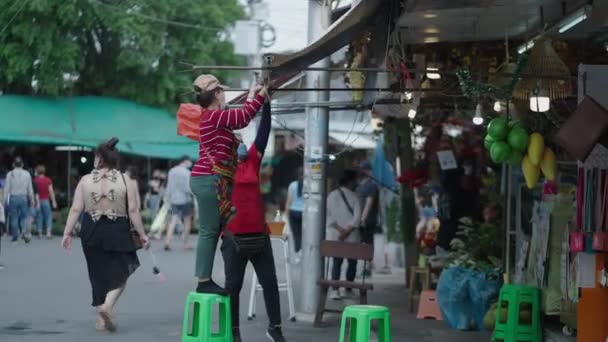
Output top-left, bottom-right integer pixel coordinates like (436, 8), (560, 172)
(192, 94), (265, 177)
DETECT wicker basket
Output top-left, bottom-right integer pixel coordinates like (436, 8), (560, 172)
(514, 38), (572, 100)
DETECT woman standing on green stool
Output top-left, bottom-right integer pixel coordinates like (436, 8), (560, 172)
(190, 74), (267, 295)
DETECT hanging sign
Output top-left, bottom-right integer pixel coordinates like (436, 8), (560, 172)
(436, 150), (458, 170)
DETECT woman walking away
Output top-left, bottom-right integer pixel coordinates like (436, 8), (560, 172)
(285, 167), (304, 260)
(190, 74), (267, 295)
(61, 138), (150, 333)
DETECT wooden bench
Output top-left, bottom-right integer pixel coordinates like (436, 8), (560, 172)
(313, 240), (374, 327)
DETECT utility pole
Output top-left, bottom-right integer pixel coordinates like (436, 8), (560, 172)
(300, 0), (331, 317)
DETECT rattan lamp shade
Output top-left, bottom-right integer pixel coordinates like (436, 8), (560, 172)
(513, 38), (572, 100)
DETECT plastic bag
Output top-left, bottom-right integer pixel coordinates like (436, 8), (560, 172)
(437, 267), (501, 331)
(468, 270), (502, 330)
(177, 103), (202, 141)
(437, 267), (474, 330)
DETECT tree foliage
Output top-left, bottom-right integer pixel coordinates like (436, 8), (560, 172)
(0, 0), (245, 108)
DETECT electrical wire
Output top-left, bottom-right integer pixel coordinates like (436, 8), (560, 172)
(89, 0), (230, 32)
(0, 0), (28, 36)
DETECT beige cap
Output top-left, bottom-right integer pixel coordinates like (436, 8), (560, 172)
(193, 74), (228, 92)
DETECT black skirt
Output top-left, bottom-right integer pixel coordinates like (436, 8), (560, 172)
(79, 213), (140, 307)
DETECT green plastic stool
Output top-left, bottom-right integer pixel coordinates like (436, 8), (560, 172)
(492, 285), (542, 342)
(182, 292), (233, 342)
(339, 305), (391, 342)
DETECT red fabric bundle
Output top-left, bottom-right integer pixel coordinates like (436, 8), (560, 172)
(177, 103), (202, 142)
(397, 167), (428, 188)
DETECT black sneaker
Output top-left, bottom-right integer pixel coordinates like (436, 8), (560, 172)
(266, 326), (286, 342)
(232, 328), (242, 342)
(196, 280), (228, 296)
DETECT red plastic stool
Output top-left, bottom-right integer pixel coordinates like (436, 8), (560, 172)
(416, 290), (443, 320)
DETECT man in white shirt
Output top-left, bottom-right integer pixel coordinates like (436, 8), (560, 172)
(326, 169), (361, 300)
(4, 157), (34, 243)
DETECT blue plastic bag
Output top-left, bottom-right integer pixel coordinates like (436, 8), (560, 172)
(437, 267), (502, 331)
(468, 270), (502, 331)
(437, 267), (474, 330)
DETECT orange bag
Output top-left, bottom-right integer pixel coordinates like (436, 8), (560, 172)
(177, 103), (202, 142)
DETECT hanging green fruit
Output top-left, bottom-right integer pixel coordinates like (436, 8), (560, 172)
(507, 127), (529, 151)
(490, 141), (512, 163)
(508, 150), (523, 165)
(484, 135), (495, 150)
(508, 119), (523, 129)
(487, 118), (509, 140)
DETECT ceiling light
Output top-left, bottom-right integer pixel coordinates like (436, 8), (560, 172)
(424, 28), (440, 34)
(423, 13), (437, 19)
(558, 6), (589, 33)
(517, 40), (535, 54)
(328, 154), (336, 161)
(408, 108), (417, 119)
(473, 103), (484, 125)
(80, 156), (88, 164)
(424, 37), (440, 43)
(493, 101), (502, 112)
(530, 88), (550, 112)
(426, 67), (441, 80)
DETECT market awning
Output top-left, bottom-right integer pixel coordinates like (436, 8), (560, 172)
(0, 95), (197, 159)
(263, 0), (384, 74)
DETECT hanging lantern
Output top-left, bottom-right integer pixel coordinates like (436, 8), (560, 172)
(514, 38), (572, 102)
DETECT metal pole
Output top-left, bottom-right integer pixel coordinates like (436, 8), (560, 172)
(300, 0), (330, 317)
(67, 150), (72, 205)
(146, 157), (152, 185)
(261, 87), (439, 92)
(180, 63), (578, 80)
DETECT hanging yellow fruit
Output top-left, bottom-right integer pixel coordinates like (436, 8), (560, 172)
(540, 147), (557, 181)
(528, 133), (545, 166)
(522, 155), (540, 189)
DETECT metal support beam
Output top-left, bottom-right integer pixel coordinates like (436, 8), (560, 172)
(299, 0), (330, 318)
(180, 62), (578, 80)
(245, 87), (439, 92)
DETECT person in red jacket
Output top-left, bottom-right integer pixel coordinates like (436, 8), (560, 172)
(223, 101), (286, 342)
(190, 74), (267, 295)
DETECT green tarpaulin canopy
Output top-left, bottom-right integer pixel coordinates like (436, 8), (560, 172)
(0, 95), (198, 159)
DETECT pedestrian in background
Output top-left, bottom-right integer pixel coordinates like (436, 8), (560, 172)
(144, 170), (165, 222)
(0, 197), (5, 269)
(163, 156), (194, 251)
(326, 169), (361, 300)
(357, 160), (380, 276)
(61, 137), (150, 333)
(285, 167), (304, 260)
(189, 74), (267, 295)
(4, 157), (35, 243)
(34, 165), (57, 239)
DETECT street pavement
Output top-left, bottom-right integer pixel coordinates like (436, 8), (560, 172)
(0, 237), (491, 341)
